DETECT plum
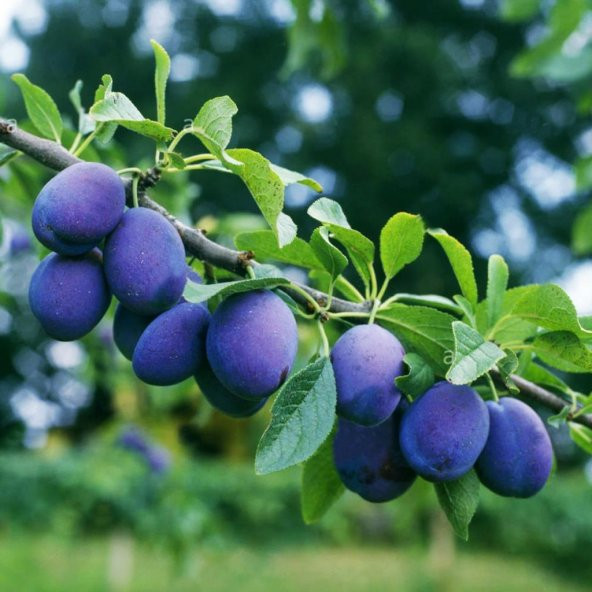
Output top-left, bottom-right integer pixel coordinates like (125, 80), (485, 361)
(330, 324), (405, 426)
(333, 406), (416, 502)
(132, 301), (210, 386)
(206, 290), (298, 399)
(399, 381), (489, 482)
(476, 397), (553, 498)
(195, 364), (268, 418)
(32, 162), (125, 254)
(28, 250), (111, 340)
(103, 208), (187, 315)
(113, 303), (155, 360)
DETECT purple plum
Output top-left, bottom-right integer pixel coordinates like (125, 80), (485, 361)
(32, 162), (125, 254)
(103, 208), (187, 315)
(476, 397), (553, 498)
(195, 363), (268, 418)
(132, 301), (210, 386)
(206, 290), (298, 400)
(331, 324), (405, 426)
(28, 250), (111, 340)
(399, 381), (490, 482)
(333, 406), (416, 502)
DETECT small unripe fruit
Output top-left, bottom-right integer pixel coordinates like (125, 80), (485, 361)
(104, 208), (187, 315)
(399, 381), (490, 482)
(476, 397), (553, 498)
(132, 301), (210, 386)
(32, 162), (125, 254)
(331, 324), (405, 426)
(206, 290), (298, 400)
(28, 250), (110, 341)
(195, 364), (267, 418)
(333, 406), (416, 502)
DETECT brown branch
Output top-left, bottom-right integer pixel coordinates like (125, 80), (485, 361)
(2, 118), (592, 428)
(0, 119), (368, 315)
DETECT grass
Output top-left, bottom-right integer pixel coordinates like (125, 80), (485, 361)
(0, 533), (587, 592)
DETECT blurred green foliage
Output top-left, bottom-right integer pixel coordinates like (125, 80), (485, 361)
(0, 445), (589, 582)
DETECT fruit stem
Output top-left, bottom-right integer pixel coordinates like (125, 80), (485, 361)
(184, 153), (215, 164)
(69, 132), (82, 153)
(131, 174), (140, 209)
(117, 167), (143, 176)
(329, 312), (371, 319)
(368, 263), (379, 300)
(318, 321), (330, 357)
(167, 126), (193, 153)
(486, 372), (499, 402)
(377, 278), (390, 301)
(287, 283), (323, 316)
(73, 124), (103, 157)
(368, 298), (381, 324)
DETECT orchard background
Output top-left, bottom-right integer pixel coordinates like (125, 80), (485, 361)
(2, 1), (592, 591)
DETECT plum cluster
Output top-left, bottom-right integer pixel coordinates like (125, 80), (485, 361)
(28, 164), (554, 505)
(28, 163), (299, 417)
(331, 325), (554, 501)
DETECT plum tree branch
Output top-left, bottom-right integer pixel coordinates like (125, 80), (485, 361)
(2, 118), (592, 429)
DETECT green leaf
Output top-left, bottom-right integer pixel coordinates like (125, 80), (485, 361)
(150, 40), (170, 125)
(183, 276), (289, 304)
(11, 73), (63, 142)
(486, 254), (509, 329)
(235, 230), (323, 270)
(92, 76), (118, 144)
(255, 357), (337, 475)
(395, 353), (435, 399)
(572, 201), (592, 255)
(496, 350), (520, 394)
(377, 304), (456, 375)
(307, 197), (351, 228)
(454, 295), (477, 328)
(269, 163), (323, 192)
(391, 293), (462, 315)
(477, 286), (538, 342)
(446, 321), (505, 385)
(193, 96), (238, 162)
(327, 225), (375, 289)
(435, 470), (480, 541)
(309, 227), (348, 279)
(225, 148), (297, 247)
(380, 212), (425, 280)
(94, 74), (113, 102)
(533, 331), (592, 373)
(429, 229), (478, 307)
(508, 284), (592, 338)
(167, 151), (186, 170)
(68, 80), (95, 135)
(301, 426), (344, 524)
(90, 92), (175, 142)
(569, 423), (592, 455)
(307, 198), (375, 287)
